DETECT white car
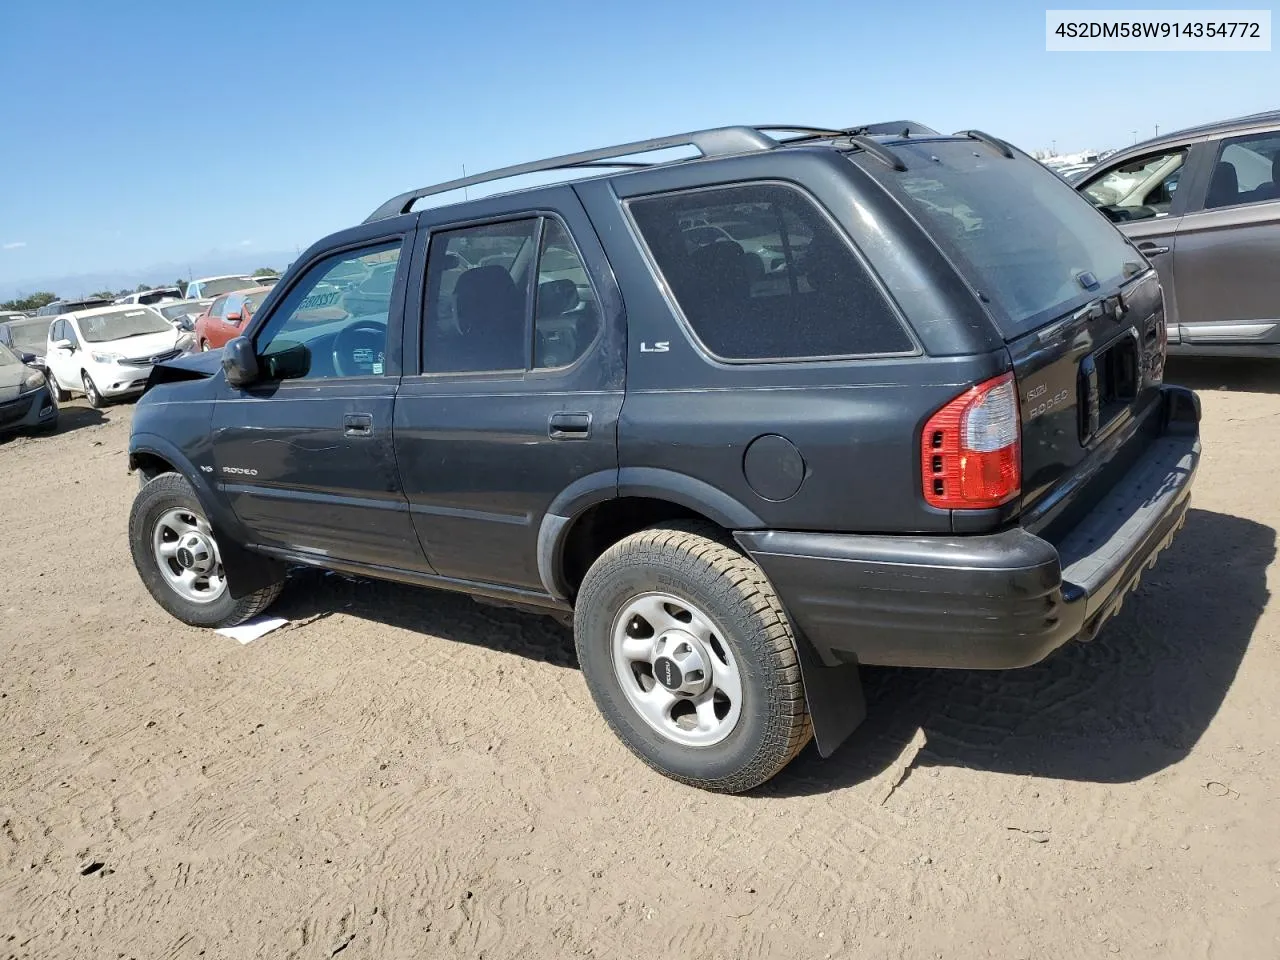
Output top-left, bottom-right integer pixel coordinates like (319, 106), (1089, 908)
(184, 275), (255, 300)
(44, 306), (195, 408)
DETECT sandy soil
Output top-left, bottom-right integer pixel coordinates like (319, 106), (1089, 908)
(1, 359), (1278, 960)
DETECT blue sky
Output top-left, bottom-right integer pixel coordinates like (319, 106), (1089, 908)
(0, 0), (1275, 295)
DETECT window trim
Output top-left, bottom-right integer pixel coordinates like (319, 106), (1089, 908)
(415, 211), (606, 379)
(621, 179), (920, 366)
(1198, 131), (1280, 213)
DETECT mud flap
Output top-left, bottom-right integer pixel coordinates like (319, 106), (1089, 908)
(794, 631), (866, 758)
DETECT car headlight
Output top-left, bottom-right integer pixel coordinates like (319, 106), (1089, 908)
(19, 368), (47, 394)
(91, 351), (123, 364)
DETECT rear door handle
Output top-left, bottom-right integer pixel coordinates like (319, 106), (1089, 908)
(548, 411), (591, 440)
(343, 413), (373, 437)
(1138, 242), (1170, 256)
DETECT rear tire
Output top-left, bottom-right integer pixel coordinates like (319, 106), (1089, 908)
(574, 522), (812, 793)
(129, 472), (283, 628)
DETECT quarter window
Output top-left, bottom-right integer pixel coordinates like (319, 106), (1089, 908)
(628, 183), (912, 361)
(254, 241), (402, 381)
(1205, 132), (1280, 209)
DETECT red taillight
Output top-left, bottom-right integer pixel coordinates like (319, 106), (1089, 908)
(922, 372), (1021, 510)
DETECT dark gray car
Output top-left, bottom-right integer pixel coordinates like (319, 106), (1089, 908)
(0, 343), (59, 435)
(1077, 110), (1280, 358)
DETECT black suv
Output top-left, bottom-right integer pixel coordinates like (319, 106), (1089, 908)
(127, 122), (1200, 792)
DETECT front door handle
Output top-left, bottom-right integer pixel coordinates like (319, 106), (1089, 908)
(1138, 242), (1170, 256)
(343, 413), (373, 437)
(548, 411), (591, 440)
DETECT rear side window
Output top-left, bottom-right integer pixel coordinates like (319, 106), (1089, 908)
(628, 183), (913, 361)
(881, 141), (1141, 338)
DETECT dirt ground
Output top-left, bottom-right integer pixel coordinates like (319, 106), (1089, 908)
(1, 359), (1278, 960)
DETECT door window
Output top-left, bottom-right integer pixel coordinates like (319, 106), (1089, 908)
(1205, 132), (1280, 208)
(209, 295), (229, 319)
(253, 241), (402, 381)
(1081, 149), (1187, 218)
(534, 220), (601, 369)
(422, 219), (539, 373)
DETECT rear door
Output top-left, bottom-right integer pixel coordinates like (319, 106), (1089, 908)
(1168, 129), (1280, 348)
(393, 186), (624, 590)
(209, 228), (427, 570)
(880, 138), (1169, 528)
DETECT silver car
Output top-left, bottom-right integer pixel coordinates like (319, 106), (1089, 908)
(1077, 110), (1280, 358)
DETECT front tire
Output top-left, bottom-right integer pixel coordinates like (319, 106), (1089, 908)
(82, 371), (103, 408)
(45, 370), (69, 403)
(574, 522), (812, 793)
(129, 472), (283, 628)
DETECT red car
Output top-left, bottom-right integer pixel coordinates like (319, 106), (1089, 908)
(194, 285), (273, 352)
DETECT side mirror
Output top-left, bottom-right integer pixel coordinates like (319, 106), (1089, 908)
(19, 351), (36, 364)
(54, 339), (75, 352)
(221, 337), (260, 387)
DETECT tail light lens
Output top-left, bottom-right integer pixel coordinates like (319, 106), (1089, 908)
(922, 372), (1021, 510)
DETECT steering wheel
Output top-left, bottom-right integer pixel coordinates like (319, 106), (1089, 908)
(331, 320), (386, 378)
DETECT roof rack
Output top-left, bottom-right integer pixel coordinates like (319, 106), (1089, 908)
(364, 126), (779, 222)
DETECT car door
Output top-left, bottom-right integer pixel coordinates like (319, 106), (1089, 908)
(209, 224), (428, 570)
(393, 186), (625, 590)
(1078, 141), (1207, 328)
(46, 318), (80, 389)
(1167, 129), (1280, 348)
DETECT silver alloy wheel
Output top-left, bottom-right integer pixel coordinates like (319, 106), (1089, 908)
(611, 592), (743, 747)
(151, 507), (227, 604)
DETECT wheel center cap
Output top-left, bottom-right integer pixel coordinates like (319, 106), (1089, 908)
(651, 630), (711, 696)
(653, 656), (683, 691)
(176, 532), (215, 574)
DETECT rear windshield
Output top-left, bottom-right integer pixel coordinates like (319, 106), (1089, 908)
(872, 141), (1141, 338)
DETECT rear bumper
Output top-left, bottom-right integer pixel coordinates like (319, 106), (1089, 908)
(736, 385), (1200, 670)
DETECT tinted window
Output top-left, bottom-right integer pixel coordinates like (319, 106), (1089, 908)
(1206, 132), (1280, 208)
(629, 183), (912, 361)
(254, 242), (401, 381)
(422, 219), (538, 373)
(534, 220), (600, 369)
(882, 142), (1141, 338)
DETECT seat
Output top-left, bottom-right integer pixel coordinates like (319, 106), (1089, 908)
(452, 265), (527, 370)
(1206, 161), (1240, 208)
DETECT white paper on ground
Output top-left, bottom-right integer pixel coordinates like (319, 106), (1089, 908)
(215, 616), (289, 644)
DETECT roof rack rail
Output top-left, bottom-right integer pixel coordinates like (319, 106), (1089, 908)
(955, 129), (1015, 159)
(365, 126), (779, 222)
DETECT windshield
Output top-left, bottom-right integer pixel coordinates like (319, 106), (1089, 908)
(872, 140), (1140, 338)
(0, 344), (19, 366)
(198, 277), (254, 297)
(77, 308), (173, 343)
(5, 319), (51, 354)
